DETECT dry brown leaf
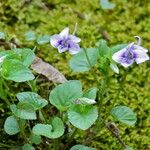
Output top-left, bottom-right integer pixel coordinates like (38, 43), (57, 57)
(31, 57), (67, 83)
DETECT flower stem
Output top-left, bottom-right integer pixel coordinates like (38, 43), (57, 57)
(0, 143), (17, 148)
(73, 23), (78, 35)
(64, 128), (78, 150)
(83, 48), (100, 88)
(27, 79), (38, 93)
(39, 110), (46, 123)
(53, 139), (59, 150)
(104, 72), (127, 120)
(0, 78), (11, 105)
(83, 48), (104, 123)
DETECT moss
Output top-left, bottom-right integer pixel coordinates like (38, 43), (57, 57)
(0, 0), (150, 149)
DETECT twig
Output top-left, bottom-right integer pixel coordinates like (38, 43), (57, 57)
(106, 122), (127, 148)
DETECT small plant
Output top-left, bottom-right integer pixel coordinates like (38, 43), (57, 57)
(0, 26), (149, 150)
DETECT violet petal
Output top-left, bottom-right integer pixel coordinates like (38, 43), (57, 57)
(68, 42), (81, 55)
(134, 45), (148, 53)
(120, 58), (134, 68)
(50, 34), (62, 48)
(134, 49), (149, 64)
(112, 47), (127, 63)
(68, 35), (81, 43)
(59, 27), (69, 39)
(57, 45), (68, 53)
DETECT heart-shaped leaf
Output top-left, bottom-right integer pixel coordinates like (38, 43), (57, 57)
(25, 31), (36, 41)
(100, 0), (115, 10)
(13, 48), (35, 67)
(30, 134), (42, 145)
(49, 80), (82, 111)
(110, 44), (127, 54)
(68, 105), (98, 130)
(16, 92), (48, 110)
(23, 144), (35, 150)
(4, 116), (20, 135)
(10, 102), (36, 120)
(83, 87), (97, 99)
(70, 144), (96, 150)
(32, 117), (64, 139)
(33, 124), (52, 138)
(96, 39), (110, 58)
(69, 48), (99, 72)
(111, 106), (137, 125)
(37, 35), (50, 45)
(1, 59), (35, 82)
(124, 147), (134, 150)
(0, 51), (20, 61)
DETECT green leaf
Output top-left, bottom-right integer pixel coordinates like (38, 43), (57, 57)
(83, 87), (97, 99)
(13, 48), (35, 67)
(0, 50), (20, 60)
(37, 35), (50, 45)
(33, 124), (52, 138)
(49, 80), (82, 111)
(111, 106), (137, 125)
(23, 144), (35, 150)
(18, 118), (26, 129)
(69, 48), (99, 72)
(0, 56), (6, 65)
(16, 92), (48, 110)
(70, 144), (96, 150)
(4, 116), (20, 135)
(0, 48), (35, 67)
(124, 147), (134, 150)
(33, 117), (64, 139)
(30, 134), (42, 145)
(68, 105), (98, 130)
(25, 31), (36, 41)
(124, 146), (133, 150)
(98, 56), (110, 75)
(10, 102), (36, 120)
(48, 117), (64, 138)
(0, 32), (6, 39)
(1, 59), (35, 82)
(96, 39), (110, 58)
(110, 44), (127, 54)
(100, 0), (115, 10)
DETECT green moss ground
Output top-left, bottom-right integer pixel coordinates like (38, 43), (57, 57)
(0, 0), (150, 149)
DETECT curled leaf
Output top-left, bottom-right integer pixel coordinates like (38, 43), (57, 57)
(75, 97), (96, 105)
(110, 63), (119, 74)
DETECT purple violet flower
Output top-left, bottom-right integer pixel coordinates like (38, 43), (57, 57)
(112, 36), (149, 67)
(50, 27), (81, 55)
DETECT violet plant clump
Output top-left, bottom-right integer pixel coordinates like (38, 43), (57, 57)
(0, 27), (149, 150)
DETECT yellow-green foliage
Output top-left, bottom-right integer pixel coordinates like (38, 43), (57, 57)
(0, 0), (150, 149)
